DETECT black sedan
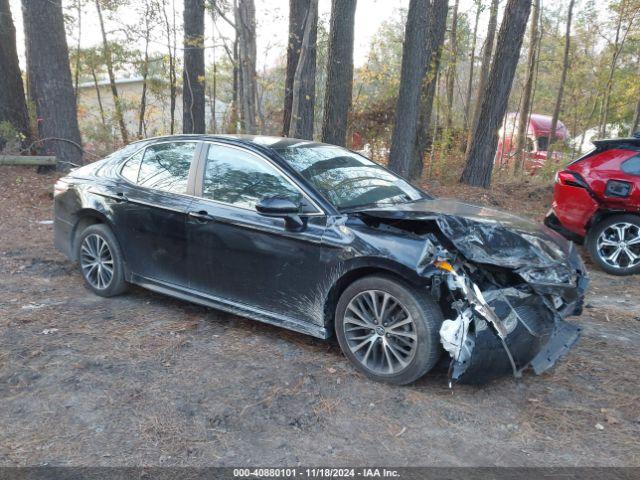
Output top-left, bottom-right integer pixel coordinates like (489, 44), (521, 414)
(54, 135), (588, 385)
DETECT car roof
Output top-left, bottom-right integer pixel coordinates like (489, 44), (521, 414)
(134, 134), (331, 151)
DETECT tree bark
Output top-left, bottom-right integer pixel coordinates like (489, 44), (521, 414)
(514, 0), (540, 172)
(465, 0), (498, 153)
(283, 0), (309, 136)
(387, 0), (430, 178)
(463, 0), (481, 131)
(183, 0), (206, 134)
(22, 0), (83, 167)
(236, 0), (258, 133)
(289, 0), (318, 140)
(321, 0), (357, 147)
(284, 0), (317, 139)
(547, 0), (574, 158)
(460, 0), (531, 188)
(95, 0), (129, 144)
(411, 0), (449, 180)
(0, 0), (30, 144)
(444, 0), (459, 131)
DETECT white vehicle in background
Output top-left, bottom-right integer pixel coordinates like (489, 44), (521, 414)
(570, 124), (629, 155)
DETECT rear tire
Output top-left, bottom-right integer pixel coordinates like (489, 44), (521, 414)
(586, 214), (640, 276)
(335, 275), (443, 385)
(76, 224), (128, 297)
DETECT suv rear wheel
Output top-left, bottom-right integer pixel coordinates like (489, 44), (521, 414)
(335, 275), (443, 385)
(587, 214), (640, 275)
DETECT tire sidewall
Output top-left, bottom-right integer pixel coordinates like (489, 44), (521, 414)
(587, 214), (640, 276)
(335, 275), (443, 385)
(75, 224), (127, 296)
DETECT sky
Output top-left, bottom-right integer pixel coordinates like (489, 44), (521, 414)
(8, 0), (486, 73)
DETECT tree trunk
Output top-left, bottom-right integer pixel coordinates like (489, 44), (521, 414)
(463, 0), (481, 131)
(23, 0), (83, 167)
(74, 1), (81, 98)
(598, 3), (629, 138)
(138, 16), (151, 138)
(547, 0), (574, 158)
(228, 34), (239, 133)
(321, 0), (357, 147)
(387, 0), (430, 178)
(444, 0), (459, 131)
(289, 0), (318, 140)
(236, 0), (258, 133)
(411, 0), (449, 180)
(630, 97), (640, 136)
(283, 0), (307, 135)
(91, 65), (106, 125)
(514, 0), (540, 172)
(95, 0), (128, 144)
(183, 0), (206, 134)
(0, 0), (30, 144)
(460, 0), (531, 188)
(161, 0), (177, 134)
(465, 0), (498, 153)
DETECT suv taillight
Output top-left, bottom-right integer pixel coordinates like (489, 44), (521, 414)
(54, 179), (69, 197)
(556, 170), (587, 188)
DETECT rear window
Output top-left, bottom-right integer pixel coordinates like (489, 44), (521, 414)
(621, 154), (640, 175)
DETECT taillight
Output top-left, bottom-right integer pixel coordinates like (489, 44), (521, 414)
(54, 179), (69, 197)
(556, 170), (587, 188)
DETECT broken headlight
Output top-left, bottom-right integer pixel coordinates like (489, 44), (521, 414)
(518, 266), (575, 286)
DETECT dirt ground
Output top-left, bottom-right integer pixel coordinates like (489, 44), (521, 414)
(1, 166), (639, 467)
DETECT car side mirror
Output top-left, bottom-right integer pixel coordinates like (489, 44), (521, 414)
(255, 195), (305, 231)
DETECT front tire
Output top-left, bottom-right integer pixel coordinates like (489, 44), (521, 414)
(586, 214), (640, 276)
(335, 275), (443, 385)
(76, 224), (127, 297)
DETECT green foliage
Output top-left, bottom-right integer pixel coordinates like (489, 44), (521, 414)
(0, 121), (24, 153)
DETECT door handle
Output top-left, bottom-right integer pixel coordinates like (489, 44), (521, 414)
(188, 210), (214, 222)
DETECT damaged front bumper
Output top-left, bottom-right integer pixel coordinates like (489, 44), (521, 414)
(435, 249), (588, 385)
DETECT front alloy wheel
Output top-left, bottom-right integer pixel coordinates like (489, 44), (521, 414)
(343, 290), (418, 375)
(335, 275), (443, 385)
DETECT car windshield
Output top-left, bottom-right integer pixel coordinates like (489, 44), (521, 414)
(274, 144), (424, 210)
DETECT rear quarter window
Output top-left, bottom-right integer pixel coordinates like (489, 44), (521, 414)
(120, 150), (144, 182)
(621, 154), (640, 175)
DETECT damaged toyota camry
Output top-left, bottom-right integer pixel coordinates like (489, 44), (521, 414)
(54, 135), (588, 385)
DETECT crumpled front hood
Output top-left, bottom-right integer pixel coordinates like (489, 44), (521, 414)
(360, 198), (574, 269)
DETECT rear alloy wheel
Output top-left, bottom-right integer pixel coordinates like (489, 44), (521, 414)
(76, 224), (127, 296)
(335, 275), (443, 385)
(587, 215), (640, 275)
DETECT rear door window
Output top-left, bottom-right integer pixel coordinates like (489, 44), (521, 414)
(621, 154), (640, 175)
(136, 142), (197, 194)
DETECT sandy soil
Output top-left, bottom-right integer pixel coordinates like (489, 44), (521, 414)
(0, 166), (638, 466)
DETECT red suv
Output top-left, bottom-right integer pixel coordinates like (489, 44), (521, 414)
(545, 135), (640, 275)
